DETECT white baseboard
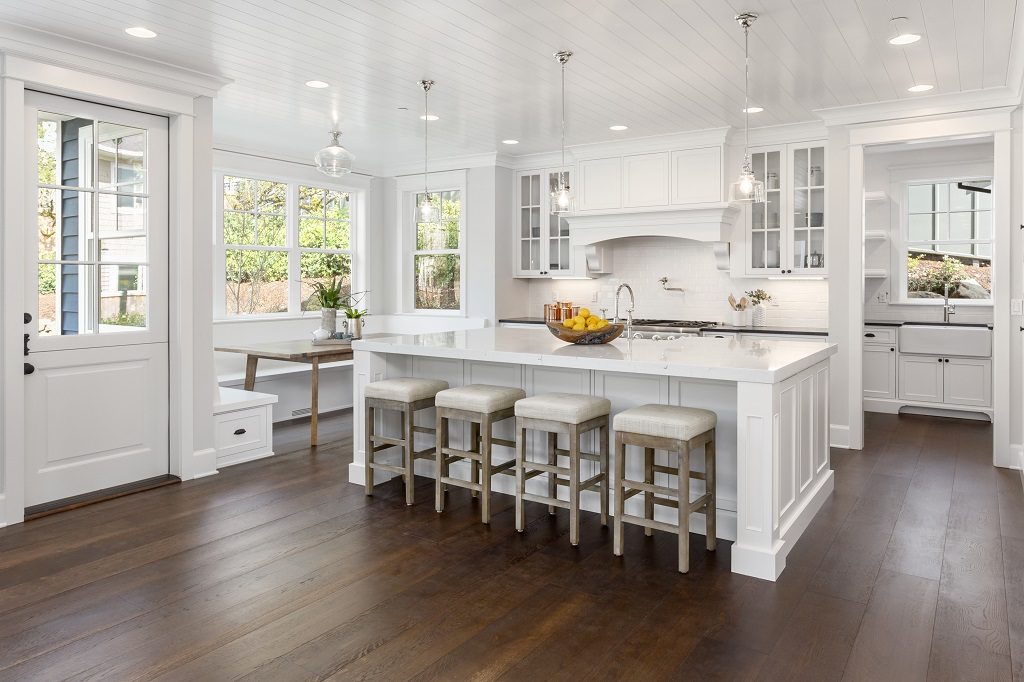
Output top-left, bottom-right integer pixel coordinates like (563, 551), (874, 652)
(830, 424), (850, 449)
(189, 447), (219, 480)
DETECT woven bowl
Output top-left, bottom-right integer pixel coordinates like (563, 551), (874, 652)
(545, 321), (625, 345)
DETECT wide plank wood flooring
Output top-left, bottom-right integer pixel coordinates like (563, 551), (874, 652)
(0, 411), (1021, 680)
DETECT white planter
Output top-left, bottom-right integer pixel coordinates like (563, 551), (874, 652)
(752, 305), (767, 327)
(730, 309), (751, 327)
(320, 308), (338, 335)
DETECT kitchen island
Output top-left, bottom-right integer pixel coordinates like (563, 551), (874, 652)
(351, 327), (837, 581)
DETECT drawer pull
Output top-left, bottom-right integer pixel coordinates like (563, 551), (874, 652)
(233, 428), (247, 435)
(864, 332), (876, 338)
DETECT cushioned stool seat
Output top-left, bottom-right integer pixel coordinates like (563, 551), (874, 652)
(365, 378), (449, 403)
(613, 405), (717, 442)
(515, 393), (612, 425)
(435, 385), (526, 413)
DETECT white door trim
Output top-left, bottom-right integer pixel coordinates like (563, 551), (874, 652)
(0, 54), (218, 526)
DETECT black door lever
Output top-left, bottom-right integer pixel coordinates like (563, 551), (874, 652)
(24, 362), (34, 375)
(24, 333), (30, 357)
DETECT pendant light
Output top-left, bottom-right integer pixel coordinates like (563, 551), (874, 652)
(551, 50), (573, 214)
(417, 79), (440, 223)
(730, 12), (765, 203)
(314, 130), (355, 177)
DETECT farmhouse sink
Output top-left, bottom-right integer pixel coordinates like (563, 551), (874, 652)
(902, 321), (991, 328)
(899, 324), (992, 357)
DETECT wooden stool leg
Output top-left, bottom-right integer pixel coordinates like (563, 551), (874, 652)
(470, 421), (481, 499)
(364, 403), (375, 496)
(546, 431), (558, 514)
(599, 422), (609, 527)
(435, 413), (448, 513)
(569, 424), (581, 546)
(480, 417), (492, 524)
(678, 442), (691, 574)
(403, 405), (415, 506)
(705, 434), (717, 551)
(613, 433), (626, 557)
(644, 447), (655, 537)
(515, 419), (526, 533)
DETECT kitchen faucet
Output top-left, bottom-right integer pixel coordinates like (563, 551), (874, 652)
(614, 283), (635, 338)
(943, 283), (956, 323)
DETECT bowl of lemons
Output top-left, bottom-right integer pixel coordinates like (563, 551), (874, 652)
(545, 308), (624, 345)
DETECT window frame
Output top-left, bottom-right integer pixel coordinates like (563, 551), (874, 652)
(890, 162), (994, 306)
(397, 170), (467, 316)
(213, 168), (363, 320)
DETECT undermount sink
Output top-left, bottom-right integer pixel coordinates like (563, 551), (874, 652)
(899, 324), (992, 357)
(901, 321), (991, 328)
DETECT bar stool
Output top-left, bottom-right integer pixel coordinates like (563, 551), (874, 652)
(612, 404), (717, 573)
(434, 384), (526, 523)
(513, 393), (610, 546)
(365, 378), (449, 506)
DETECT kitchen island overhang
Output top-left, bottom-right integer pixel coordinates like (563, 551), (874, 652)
(352, 328), (838, 581)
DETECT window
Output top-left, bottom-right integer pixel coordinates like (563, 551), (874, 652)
(217, 174), (355, 317)
(903, 179), (992, 302)
(412, 189), (461, 311)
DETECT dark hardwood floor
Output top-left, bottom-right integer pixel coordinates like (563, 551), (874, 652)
(0, 411), (1021, 680)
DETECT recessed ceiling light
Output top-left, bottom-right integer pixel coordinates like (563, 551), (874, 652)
(742, 106), (764, 113)
(907, 83), (934, 92)
(419, 114), (439, 121)
(305, 80), (329, 89)
(609, 125), (628, 131)
(889, 33), (921, 45)
(124, 26), (157, 38)
(501, 139), (519, 145)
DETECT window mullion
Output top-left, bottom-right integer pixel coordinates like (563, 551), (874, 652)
(288, 182), (301, 314)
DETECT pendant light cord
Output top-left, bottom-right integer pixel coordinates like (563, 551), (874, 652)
(561, 59), (566, 178)
(423, 84), (429, 196)
(743, 21), (750, 163)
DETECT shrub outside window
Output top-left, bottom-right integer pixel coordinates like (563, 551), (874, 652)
(412, 189), (461, 311)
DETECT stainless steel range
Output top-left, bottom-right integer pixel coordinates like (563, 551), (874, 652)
(629, 319), (719, 340)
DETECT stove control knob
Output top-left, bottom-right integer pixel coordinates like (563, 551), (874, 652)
(632, 333), (644, 340)
(651, 334), (663, 341)
(666, 335), (677, 341)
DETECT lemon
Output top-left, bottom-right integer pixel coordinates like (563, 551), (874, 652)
(573, 322), (585, 331)
(579, 307), (591, 318)
(586, 315), (599, 326)
(562, 318), (574, 328)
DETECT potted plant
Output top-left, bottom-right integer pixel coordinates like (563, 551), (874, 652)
(308, 276), (346, 334)
(343, 302), (368, 339)
(745, 289), (772, 327)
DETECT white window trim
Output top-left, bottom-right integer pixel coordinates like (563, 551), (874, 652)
(213, 165), (367, 320)
(888, 160), (994, 306)
(396, 170), (467, 315)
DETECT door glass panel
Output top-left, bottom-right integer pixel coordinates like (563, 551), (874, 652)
(97, 193), (146, 234)
(97, 122), (146, 193)
(810, 188), (824, 227)
(99, 264), (148, 330)
(766, 231), (781, 268)
(752, 231), (765, 269)
(793, 147), (808, 187)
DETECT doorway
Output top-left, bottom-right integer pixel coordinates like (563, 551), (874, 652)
(22, 92), (170, 509)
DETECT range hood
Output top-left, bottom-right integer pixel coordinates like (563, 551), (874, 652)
(564, 204), (740, 271)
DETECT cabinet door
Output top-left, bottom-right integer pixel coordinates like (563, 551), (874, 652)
(578, 157), (622, 211)
(546, 169), (573, 274)
(898, 355), (943, 403)
(671, 147), (722, 204)
(747, 148), (783, 274)
(943, 358), (991, 407)
(622, 152), (669, 207)
(863, 345), (897, 400)
(516, 172), (543, 276)
(790, 144), (826, 274)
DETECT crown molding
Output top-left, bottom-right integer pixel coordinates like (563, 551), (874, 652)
(0, 21), (230, 99)
(567, 127), (731, 160)
(741, 120), (827, 146)
(381, 151), (502, 179)
(814, 87), (1020, 128)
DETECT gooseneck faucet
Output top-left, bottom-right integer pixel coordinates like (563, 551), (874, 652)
(943, 283), (956, 323)
(614, 283), (635, 338)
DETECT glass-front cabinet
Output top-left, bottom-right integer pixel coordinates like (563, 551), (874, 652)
(516, 168), (574, 277)
(743, 142), (827, 277)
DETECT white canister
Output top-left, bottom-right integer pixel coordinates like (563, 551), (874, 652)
(730, 309), (752, 327)
(320, 308), (338, 334)
(752, 305), (767, 327)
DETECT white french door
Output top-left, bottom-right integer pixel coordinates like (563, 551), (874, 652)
(22, 92), (169, 507)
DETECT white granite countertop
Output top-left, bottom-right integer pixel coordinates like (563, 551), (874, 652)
(353, 327), (837, 384)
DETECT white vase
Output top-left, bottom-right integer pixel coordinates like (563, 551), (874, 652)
(730, 309), (751, 327)
(752, 305), (767, 327)
(320, 308), (338, 335)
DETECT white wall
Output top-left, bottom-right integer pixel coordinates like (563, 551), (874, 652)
(526, 237), (829, 327)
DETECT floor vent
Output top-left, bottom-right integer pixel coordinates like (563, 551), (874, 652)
(291, 407), (312, 417)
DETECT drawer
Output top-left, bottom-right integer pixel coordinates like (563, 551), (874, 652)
(215, 407), (270, 458)
(863, 326), (896, 344)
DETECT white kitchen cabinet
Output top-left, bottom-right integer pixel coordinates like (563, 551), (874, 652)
(578, 157), (621, 211)
(515, 168), (575, 277)
(863, 344), (897, 400)
(943, 357), (992, 407)
(741, 142), (827, 277)
(740, 333), (824, 342)
(898, 355), (945, 403)
(214, 387), (277, 468)
(622, 152), (669, 207)
(671, 147), (722, 205)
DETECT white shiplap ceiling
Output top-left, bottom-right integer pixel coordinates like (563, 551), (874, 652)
(0, 0), (1020, 172)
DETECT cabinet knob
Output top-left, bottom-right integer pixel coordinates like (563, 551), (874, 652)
(944, 358), (950, 363)
(890, 347), (895, 351)
(937, 358), (943, 362)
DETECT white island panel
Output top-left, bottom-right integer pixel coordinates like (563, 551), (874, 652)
(352, 328), (837, 582)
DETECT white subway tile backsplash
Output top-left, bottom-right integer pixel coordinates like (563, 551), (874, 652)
(530, 238), (829, 327)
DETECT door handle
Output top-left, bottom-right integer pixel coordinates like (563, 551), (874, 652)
(24, 333), (30, 357)
(24, 312), (32, 325)
(24, 362), (34, 375)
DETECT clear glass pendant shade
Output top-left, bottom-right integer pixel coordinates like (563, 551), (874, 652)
(550, 184), (573, 214)
(314, 131), (354, 177)
(417, 193), (440, 223)
(730, 160), (765, 203)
